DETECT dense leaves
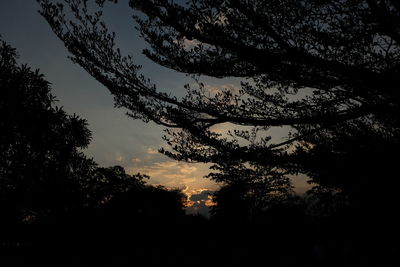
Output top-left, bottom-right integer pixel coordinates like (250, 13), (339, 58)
(0, 39), (93, 223)
(37, 0), (400, 229)
(0, 39), (186, 225)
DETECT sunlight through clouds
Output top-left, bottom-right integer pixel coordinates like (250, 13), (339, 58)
(183, 187), (216, 216)
(126, 147), (219, 192)
(127, 160), (211, 189)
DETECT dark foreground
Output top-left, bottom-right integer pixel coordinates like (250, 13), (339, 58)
(1, 214), (399, 267)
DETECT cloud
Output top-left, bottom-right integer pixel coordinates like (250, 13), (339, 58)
(155, 161), (177, 168)
(189, 190), (212, 202)
(203, 83), (241, 97)
(181, 177), (197, 184)
(115, 152), (124, 162)
(173, 37), (201, 49)
(205, 195), (217, 207)
(127, 157), (220, 217)
(126, 155), (219, 200)
(179, 164), (197, 174)
(209, 122), (234, 134)
(184, 188), (216, 217)
(128, 160), (200, 187)
(131, 157), (142, 163)
(163, 174), (187, 180)
(146, 147), (159, 155)
(145, 169), (167, 177)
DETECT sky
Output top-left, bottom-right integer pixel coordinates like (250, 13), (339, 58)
(0, 0), (310, 215)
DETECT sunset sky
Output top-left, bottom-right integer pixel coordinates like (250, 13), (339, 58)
(0, 0), (310, 214)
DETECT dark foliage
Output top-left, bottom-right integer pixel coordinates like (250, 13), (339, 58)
(10, 0), (400, 265)
(0, 39), (191, 265)
(36, 0), (400, 210)
(0, 39), (94, 224)
(0, 38), (186, 224)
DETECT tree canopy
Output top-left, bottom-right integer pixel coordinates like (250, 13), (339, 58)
(0, 38), (186, 225)
(37, 0), (400, 212)
(0, 38), (94, 223)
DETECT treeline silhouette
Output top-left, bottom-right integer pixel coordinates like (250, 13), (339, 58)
(0, 39), (188, 265)
(31, 0), (400, 264)
(1, 36), (399, 266)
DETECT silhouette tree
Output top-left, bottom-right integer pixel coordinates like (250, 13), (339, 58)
(0, 39), (187, 227)
(297, 119), (400, 235)
(79, 165), (186, 222)
(209, 163), (293, 222)
(37, 0), (400, 216)
(0, 40), (194, 266)
(0, 38), (95, 224)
